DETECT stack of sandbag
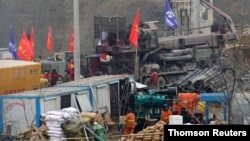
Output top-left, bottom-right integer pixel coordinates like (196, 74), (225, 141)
(44, 111), (67, 141)
(132, 121), (165, 141)
(44, 107), (79, 141)
(61, 107), (80, 119)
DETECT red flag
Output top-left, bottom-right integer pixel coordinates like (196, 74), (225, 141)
(69, 29), (74, 51)
(29, 27), (35, 60)
(17, 29), (33, 61)
(46, 27), (53, 54)
(129, 8), (140, 48)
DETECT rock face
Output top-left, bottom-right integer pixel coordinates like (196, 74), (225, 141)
(0, 0), (246, 59)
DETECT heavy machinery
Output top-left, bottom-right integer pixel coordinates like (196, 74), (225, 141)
(133, 87), (203, 121)
(0, 60), (41, 94)
(86, 0), (238, 87)
(40, 51), (72, 75)
(131, 86), (206, 132)
(35, 51), (74, 77)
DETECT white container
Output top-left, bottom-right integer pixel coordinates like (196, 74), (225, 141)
(169, 115), (183, 125)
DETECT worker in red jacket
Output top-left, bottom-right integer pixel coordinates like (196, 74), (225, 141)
(123, 108), (136, 136)
(50, 69), (63, 87)
(150, 68), (158, 89)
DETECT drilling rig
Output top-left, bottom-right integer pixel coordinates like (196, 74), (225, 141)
(86, 0), (238, 87)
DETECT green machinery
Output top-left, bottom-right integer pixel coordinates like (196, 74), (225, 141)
(134, 90), (166, 120)
(40, 51), (73, 75)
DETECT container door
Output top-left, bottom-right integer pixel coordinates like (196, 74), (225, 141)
(109, 82), (119, 119)
(74, 93), (92, 112)
(96, 84), (110, 114)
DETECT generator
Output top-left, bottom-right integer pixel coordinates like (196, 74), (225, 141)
(133, 86), (205, 126)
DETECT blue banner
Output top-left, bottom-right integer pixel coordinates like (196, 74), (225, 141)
(9, 26), (18, 60)
(165, 0), (178, 30)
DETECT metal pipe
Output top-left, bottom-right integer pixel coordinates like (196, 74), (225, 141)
(147, 54), (193, 61)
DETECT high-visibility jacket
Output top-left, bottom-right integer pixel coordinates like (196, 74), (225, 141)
(67, 62), (74, 69)
(160, 110), (172, 124)
(124, 112), (135, 128)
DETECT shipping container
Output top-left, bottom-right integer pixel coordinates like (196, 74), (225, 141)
(55, 74), (135, 120)
(0, 60), (41, 94)
(0, 74), (135, 136)
(0, 86), (92, 136)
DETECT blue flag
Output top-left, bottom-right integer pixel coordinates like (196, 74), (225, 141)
(9, 26), (18, 60)
(165, 0), (178, 30)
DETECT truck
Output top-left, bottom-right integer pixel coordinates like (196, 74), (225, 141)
(0, 60), (41, 94)
(85, 0), (238, 87)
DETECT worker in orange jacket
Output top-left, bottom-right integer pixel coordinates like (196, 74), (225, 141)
(160, 104), (172, 124)
(123, 108), (136, 135)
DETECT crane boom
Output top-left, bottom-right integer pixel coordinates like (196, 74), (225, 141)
(201, 0), (239, 41)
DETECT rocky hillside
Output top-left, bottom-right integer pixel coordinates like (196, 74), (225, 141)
(0, 0), (249, 59)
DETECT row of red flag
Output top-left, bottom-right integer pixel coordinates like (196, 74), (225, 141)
(11, 8), (138, 61)
(46, 27), (75, 55)
(10, 26), (74, 61)
(12, 5), (173, 61)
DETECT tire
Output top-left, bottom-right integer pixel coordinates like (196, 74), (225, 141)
(157, 76), (166, 88)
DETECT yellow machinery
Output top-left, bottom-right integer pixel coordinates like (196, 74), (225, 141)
(0, 60), (41, 94)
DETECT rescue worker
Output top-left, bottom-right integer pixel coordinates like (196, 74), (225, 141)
(123, 108), (136, 137)
(66, 57), (74, 81)
(150, 68), (158, 89)
(63, 70), (71, 83)
(160, 104), (172, 124)
(50, 69), (63, 87)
